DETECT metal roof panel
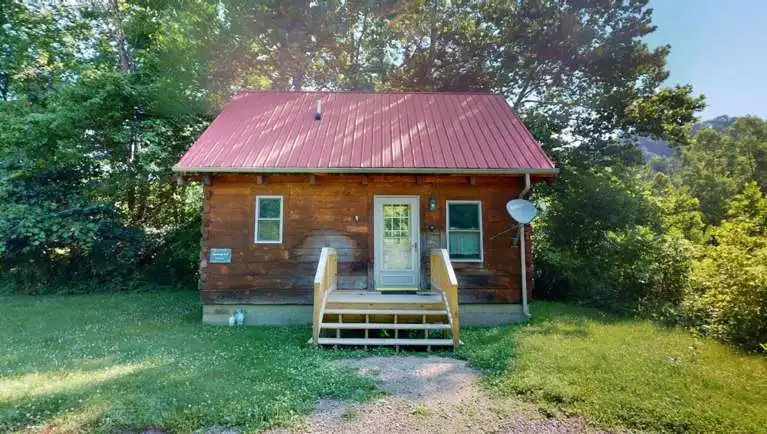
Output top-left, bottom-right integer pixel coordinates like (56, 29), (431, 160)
(175, 91), (556, 174)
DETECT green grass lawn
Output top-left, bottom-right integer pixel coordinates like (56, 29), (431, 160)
(2, 292), (765, 433)
(0, 291), (379, 433)
(459, 302), (767, 433)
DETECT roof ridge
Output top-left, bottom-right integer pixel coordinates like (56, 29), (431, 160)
(234, 89), (502, 97)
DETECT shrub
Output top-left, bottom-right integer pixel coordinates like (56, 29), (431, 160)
(536, 225), (690, 315)
(682, 183), (767, 351)
(533, 164), (690, 315)
(139, 214), (201, 289)
(0, 166), (150, 293)
(685, 245), (767, 351)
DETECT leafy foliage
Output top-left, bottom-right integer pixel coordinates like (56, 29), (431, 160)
(683, 183), (767, 350)
(0, 163), (145, 292)
(533, 160), (690, 315)
(0, 2), (210, 292)
(681, 117), (767, 224)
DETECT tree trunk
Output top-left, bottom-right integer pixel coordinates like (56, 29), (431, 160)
(0, 72), (8, 102)
(107, 0), (134, 74)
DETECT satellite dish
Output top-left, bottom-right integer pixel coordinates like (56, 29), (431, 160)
(506, 199), (539, 224)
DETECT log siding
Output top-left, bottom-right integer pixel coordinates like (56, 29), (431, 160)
(199, 174), (533, 305)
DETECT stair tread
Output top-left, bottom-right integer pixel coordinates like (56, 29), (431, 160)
(324, 308), (447, 315)
(320, 322), (450, 330)
(327, 291), (443, 304)
(317, 337), (455, 346)
(375, 287), (419, 292)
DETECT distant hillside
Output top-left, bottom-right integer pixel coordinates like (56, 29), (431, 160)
(692, 115), (738, 134)
(636, 115), (738, 159)
(636, 136), (676, 157)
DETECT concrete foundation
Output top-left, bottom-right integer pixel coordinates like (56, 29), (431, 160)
(459, 304), (526, 325)
(203, 304), (313, 326)
(202, 303), (526, 326)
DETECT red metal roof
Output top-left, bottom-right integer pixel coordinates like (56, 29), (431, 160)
(174, 91), (556, 175)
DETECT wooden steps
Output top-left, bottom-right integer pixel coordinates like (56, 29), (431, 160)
(312, 249), (461, 350)
(317, 337), (454, 346)
(314, 289), (456, 350)
(375, 287), (419, 293)
(324, 308), (447, 316)
(321, 322), (450, 330)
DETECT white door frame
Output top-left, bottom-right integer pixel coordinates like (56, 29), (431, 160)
(373, 195), (420, 288)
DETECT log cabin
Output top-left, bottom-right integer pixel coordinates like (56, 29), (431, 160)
(173, 91), (556, 348)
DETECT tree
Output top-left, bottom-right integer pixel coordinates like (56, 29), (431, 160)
(376, 0), (706, 163)
(648, 173), (705, 243)
(533, 153), (671, 309)
(681, 117), (767, 224)
(0, 1), (89, 101)
(0, 1), (211, 291)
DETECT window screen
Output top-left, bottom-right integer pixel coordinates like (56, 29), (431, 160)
(446, 201), (482, 261)
(255, 196), (283, 243)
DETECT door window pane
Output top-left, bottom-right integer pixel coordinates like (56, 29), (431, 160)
(382, 204), (412, 270)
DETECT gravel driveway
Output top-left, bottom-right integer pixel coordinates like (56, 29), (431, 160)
(282, 356), (602, 434)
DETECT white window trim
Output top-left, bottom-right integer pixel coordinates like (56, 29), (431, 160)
(446, 200), (483, 263)
(254, 195), (283, 244)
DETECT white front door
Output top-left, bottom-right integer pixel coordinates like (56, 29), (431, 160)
(373, 196), (420, 288)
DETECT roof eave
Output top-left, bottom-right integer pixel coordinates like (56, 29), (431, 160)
(172, 165), (559, 176)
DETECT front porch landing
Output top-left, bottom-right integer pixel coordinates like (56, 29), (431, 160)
(326, 290), (444, 307)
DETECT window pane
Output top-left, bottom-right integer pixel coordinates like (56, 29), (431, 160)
(257, 219), (280, 241)
(383, 235), (412, 270)
(384, 204), (408, 218)
(449, 232), (480, 260)
(448, 203), (480, 230)
(258, 198), (281, 218)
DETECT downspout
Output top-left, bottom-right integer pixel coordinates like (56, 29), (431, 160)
(518, 174), (532, 318)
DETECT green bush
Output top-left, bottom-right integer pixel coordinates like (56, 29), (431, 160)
(682, 183), (767, 351)
(536, 226), (691, 316)
(685, 245), (767, 351)
(139, 214), (202, 289)
(0, 166), (149, 294)
(533, 164), (690, 315)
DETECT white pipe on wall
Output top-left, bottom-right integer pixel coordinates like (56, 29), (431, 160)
(519, 174), (531, 318)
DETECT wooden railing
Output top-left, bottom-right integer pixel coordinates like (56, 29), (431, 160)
(430, 248), (460, 348)
(312, 247), (338, 345)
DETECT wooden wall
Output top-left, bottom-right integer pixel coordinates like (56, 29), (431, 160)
(200, 174), (535, 305)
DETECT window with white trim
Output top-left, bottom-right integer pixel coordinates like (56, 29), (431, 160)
(446, 200), (483, 262)
(255, 196), (283, 243)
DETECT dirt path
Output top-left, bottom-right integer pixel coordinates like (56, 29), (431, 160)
(284, 356), (600, 434)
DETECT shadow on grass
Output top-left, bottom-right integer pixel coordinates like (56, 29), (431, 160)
(1, 292), (381, 433)
(1, 338), (382, 433)
(0, 360), (166, 433)
(529, 301), (632, 324)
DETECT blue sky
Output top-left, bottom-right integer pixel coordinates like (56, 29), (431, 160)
(646, 0), (767, 119)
